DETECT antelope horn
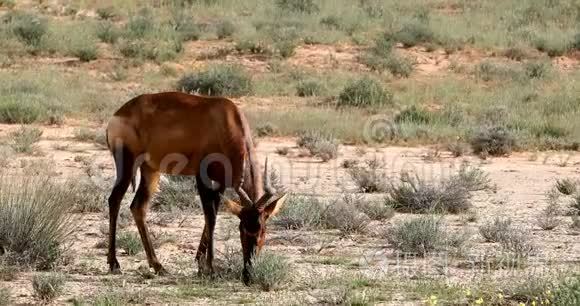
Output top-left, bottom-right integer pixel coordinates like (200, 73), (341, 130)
(256, 157), (276, 209)
(263, 157), (275, 196)
(236, 159), (253, 207)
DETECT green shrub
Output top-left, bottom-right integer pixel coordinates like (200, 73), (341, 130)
(7, 12), (47, 48)
(0, 259), (18, 281)
(390, 21), (434, 48)
(68, 179), (107, 213)
(273, 195), (324, 229)
(32, 273), (65, 302)
(275, 0), (319, 14)
(371, 33), (395, 56)
(552, 274), (580, 305)
(0, 176), (76, 270)
(499, 228), (536, 257)
(297, 131), (338, 162)
(338, 77), (393, 108)
(250, 252), (290, 291)
(475, 61), (521, 81)
(296, 79), (324, 97)
(534, 37), (569, 57)
(0, 0), (15, 8)
(96, 21), (121, 44)
(10, 126), (42, 154)
(177, 64), (253, 97)
(216, 20), (235, 39)
(235, 38), (272, 55)
(117, 232), (142, 256)
(152, 176), (200, 212)
(387, 215), (455, 256)
(470, 126), (516, 157)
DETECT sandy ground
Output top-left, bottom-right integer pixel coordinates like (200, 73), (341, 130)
(1, 123), (579, 305)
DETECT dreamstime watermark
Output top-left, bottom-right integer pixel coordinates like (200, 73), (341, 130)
(83, 116), (578, 196)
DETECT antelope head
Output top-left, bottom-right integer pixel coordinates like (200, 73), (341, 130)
(221, 158), (287, 285)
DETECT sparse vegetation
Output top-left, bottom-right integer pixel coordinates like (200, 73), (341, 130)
(0, 287), (9, 306)
(479, 217), (513, 243)
(272, 195), (324, 230)
(347, 158), (388, 193)
(152, 176), (199, 212)
(297, 130), (338, 161)
(32, 273), (65, 302)
(387, 165), (491, 214)
(117, 232), (142, 256)
(344, 194), (394, 221)
(555, 178), (578, 195)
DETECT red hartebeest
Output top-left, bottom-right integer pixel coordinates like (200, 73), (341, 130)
(105, 92), (287, 284)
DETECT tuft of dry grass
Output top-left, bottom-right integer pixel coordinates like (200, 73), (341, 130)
(32, 273), (65, 302)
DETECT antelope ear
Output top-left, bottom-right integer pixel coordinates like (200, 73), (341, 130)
(262, 193), (288, 218)
(221, 196), (243, 217)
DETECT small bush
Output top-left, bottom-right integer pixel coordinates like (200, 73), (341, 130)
(0, 259), (18, 281)
(387, 215), (451, 256)
(96, 6), (117, 20)
(32, 273), (65, 302)
(524, 61), (551, 79)
(347, 159), (388, 193)
(0, 0), (15, 8)
(475, 61), (521, 82)
(395, 105), (431, 124)
(571, 194), (580, 215)
(0, 287), (9, 305)
(68, 179), (107, 213)
(275, 0), (319, 14)
(0, 176), (76, 270)
(276, 41), (297, 58)
(96, 21), (121, 44)
(537, 201), (559, 231)
(125, 10), (154, 39)
(235, 38), (272, 55)
(177, 64), (253, 97)
(503, 45), (529, 61)
(534, 37), (569, 57)
(73, 127), (106, 146)
(499, 228), (536, 257)
(470, 126), (516, 157)
(117, 232), (142, 256)
(447, 142), (470, 157)
(297, 131), (338, 161)
(152, 176), (199, 212)
(344, 194), (394, 221)
(70, 40), (98, 62)
(296, 79), (324, 97)
(8, 12), (47, 48)
(383, 54), (414, 77)
(555, 178), (577, 196)
(250, 252), (290, 291)
(169, 8), (200, 42)
(322, 197), (370, 235)
(338, 77), (393, 108)
(387, 166), (489, 214)
(10, 126), (42, 154)
(256, 122), (278, 137)
(216, 20), (235, 39)
(479, 217), (513, 243)
(273, 195), (324, 229)
(390, 21), (434, 48)
(572, 33), (580, 50)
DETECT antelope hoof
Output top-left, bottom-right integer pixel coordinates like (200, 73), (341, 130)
(109, 260), (122, 275)
(155, 267), (169, 276)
